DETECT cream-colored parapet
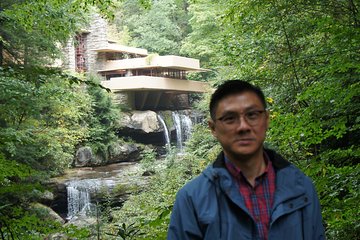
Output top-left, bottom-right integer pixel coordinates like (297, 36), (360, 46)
(91, 44), (148, 56)
(99, 55), (208, 72)
(101, 76), (209, 93)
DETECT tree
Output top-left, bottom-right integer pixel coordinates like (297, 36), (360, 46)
(112, 0), (359, 239)
(0, 67), (92, 173)
(180, 0), (225, 67)
(195, 0), (360, 238)
(84, 74), (120, 161)
(0, 0), (118, 67)
(115, 0), (191, 55)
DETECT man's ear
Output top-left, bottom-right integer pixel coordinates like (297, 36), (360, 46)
(208, 119), (217, 138)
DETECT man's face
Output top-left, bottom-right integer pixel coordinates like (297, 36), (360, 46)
(208, 91), (269, 161)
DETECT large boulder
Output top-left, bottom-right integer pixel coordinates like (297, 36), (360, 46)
(108, 141), (141, 163)
(74, 146), (93, 167)
(131, 110), (160, 133)
(30, 203), (65, 224)
(117, 110), (168, 145)
(73, 141), (142, 167)
(121, 110), (160, 133)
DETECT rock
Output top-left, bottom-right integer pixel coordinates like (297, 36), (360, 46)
(119, 111), (160, 133)
(117, 112), (132, 126)
(46, 233), (67, 240)
(75, 146), (93, 167)
(131, 110), (160, 133)
(65, 216), (97, 228)
(93, 153), (105, 166)
(44, 180), (68, 219)
(32, 189), (54, 205)
(108, 141), (140, 163)
(73, 142), (142, 167)
(31, 203), (65, 224)
(42, 190), (54, 201)
(117, 111), (167, 145)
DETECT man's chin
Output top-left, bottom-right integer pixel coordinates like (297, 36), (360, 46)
(228, 146), (263, 159)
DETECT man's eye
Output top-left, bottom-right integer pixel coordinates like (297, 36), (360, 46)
(222, 116), (236, 123)
(246, 111), (260, 119)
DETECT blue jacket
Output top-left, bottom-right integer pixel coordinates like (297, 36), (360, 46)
(167, 149), (325, 240)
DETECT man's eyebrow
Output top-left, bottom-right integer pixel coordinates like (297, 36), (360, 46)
(218, 110), (237, 117)
(244, 105), (263, 111)
(221, 105), (262, 115)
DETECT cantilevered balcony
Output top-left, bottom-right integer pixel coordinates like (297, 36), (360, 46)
(101, 76), (209, 93)
(98, 55), (208, 72)
(97, 54), (210, 110)
(91, 44), (148, 56)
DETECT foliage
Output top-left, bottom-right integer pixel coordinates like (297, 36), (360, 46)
(110, 0), (360, 239)
(140, 148), (157, 173)
(114, 0), (191, 55)
(0, 67), (88, 236)
(0, 153), (91, 239)
(0, 207), (60, 239)
(0, 67), (91, 174)
(84, 74), (120, 161)
(107, 222), (144, 240)
(180, 0), (227, 67)
(300, 161), (360, 239)
(0, 0), (358, 238)
(109, 124), (219, 239)
(0, 66), (119, 238)
(0, 0), (118, 67)
(0, 153), (41, 205)
(0, 1), (124, 238)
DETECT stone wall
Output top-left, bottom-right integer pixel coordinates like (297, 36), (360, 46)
(62, 13), (109, 73)
(85, 14), (108, 73)
(62, 38), (76, 71)
(112, 92), (135, 109)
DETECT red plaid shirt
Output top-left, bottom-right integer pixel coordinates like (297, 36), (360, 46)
(225, 153), (276, 240)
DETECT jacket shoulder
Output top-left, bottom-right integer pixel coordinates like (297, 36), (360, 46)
(176, 166), (215, 197)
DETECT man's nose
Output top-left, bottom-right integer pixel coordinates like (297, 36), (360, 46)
(235, 116), (251, 131)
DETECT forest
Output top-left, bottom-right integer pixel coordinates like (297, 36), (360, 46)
(0, 0), (359, 239)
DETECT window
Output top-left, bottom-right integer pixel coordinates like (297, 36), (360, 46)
(75, 33), (87, 72)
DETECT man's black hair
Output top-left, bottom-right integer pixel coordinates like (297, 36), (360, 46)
(209, 80), (267, 120)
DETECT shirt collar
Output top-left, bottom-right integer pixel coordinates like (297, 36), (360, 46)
(224, 152), (272, 179)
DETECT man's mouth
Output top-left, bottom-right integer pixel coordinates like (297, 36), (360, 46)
(234, 138), (254, 145)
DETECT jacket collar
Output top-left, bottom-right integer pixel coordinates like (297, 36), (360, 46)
(207, 148), (307, 221)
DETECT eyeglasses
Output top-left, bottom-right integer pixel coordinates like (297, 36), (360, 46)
(216, 110), (266, 127)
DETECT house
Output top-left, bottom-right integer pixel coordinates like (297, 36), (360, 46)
(62, 14), (209, 111)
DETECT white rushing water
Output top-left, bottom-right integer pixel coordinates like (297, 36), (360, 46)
(172, 112), (183, 150)
(64, 111), (196, 221)
(180, 113), (192, 142)
(66, 179), (115, 220)
(171, 111), (193, 152)
(157, 113), (171, 152)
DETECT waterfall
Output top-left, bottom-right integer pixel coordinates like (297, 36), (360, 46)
(157, 113), (171, 151)
(172, 111), (193, 152)
(66, 179), (115, 220)
(180, 114), (192, 142)
(172, 112), (183, 150)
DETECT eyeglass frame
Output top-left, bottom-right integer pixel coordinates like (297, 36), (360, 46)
(215, 109), (267, 127)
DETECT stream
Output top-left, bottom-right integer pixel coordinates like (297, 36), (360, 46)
(53, 110), (196, 224)
(52, 162), (146, 223)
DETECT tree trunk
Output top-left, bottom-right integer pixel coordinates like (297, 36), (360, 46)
(0, 39), (3, 66)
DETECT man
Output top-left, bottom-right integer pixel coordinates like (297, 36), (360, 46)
(167, 80), (325, 240)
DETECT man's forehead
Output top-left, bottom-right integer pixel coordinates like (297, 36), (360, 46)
(214, 92), (263, 113)
(219, 91), (263, 105)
